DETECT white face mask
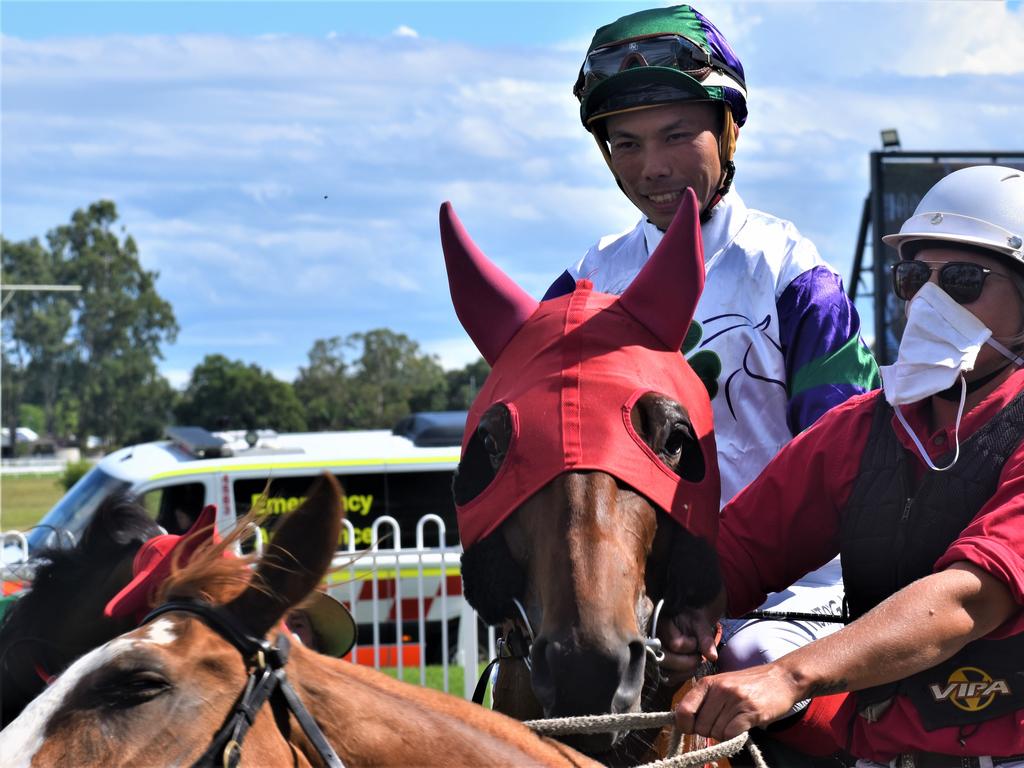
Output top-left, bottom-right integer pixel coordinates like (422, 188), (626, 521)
(880, 282), (992, 408)
(880, 281), (1024, 471)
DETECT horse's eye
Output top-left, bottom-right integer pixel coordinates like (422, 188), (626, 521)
(664, 424), (688, 457)
(97, 670), (171, 709)
(482, 433), (499, 455)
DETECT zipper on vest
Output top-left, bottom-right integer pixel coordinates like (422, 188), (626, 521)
(893, 496), (914, 586)
(900, 498), (913, 522)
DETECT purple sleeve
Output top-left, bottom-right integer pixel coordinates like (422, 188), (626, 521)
(778, 267), (880, 434)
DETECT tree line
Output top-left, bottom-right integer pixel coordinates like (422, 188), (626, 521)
(2, 201), (489, 451)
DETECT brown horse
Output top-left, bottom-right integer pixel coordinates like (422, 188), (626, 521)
(442, 190), (723, 757)
(0, 493), (161, 727)
(0, 474), (598, 768)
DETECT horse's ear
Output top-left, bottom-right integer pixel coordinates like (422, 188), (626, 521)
(440, 202), (539, 365)
(225, 473), (342, 636)
(619, 188), (704, 350)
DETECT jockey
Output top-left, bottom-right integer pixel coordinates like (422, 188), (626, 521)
(663, 165), (1024, 764)
(546, 1), (878, 737)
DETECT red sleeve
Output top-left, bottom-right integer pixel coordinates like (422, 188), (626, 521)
(717, 392), (878, 615)
(934, 440), (1024, 636)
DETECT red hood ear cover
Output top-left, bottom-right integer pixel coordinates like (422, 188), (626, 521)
(441, 190), (720, 548)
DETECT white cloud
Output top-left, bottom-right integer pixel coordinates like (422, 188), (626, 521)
(2, 3), (1021, 386)
(393, 25), (419, 39)
(422, 336), (481, 371)
(164, 368), (191, 390)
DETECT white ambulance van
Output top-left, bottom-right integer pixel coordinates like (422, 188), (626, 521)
(7, 412), (467, 665)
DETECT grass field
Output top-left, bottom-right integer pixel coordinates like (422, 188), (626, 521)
(381, 665), (468, 696)
(1, 473), (64, 530)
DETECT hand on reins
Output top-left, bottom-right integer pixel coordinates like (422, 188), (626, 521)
(657, 588), (726, 687)
(674, 662), (803, 740)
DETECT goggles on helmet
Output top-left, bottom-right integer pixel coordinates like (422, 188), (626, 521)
(574, 34), (743, 102)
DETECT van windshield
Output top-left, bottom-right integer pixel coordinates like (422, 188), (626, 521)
(26, 467), (132, 554)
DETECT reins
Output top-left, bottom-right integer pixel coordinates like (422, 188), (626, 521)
(472, 596), (773, 767)
(523, 711), (769, 768)
(142, 600), (345, 768)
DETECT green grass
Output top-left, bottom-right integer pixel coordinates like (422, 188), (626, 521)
(1, 473), (63, 530)
(380, 665), (491, 704)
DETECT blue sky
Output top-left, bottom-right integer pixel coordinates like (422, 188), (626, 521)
(3, 1), (1023, 387)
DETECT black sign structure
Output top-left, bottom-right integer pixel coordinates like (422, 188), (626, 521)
(859, 152), (1024, 365)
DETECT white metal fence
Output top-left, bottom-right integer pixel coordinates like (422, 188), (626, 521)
(0, 512), (498, 700)
(325, 514), (497, 700)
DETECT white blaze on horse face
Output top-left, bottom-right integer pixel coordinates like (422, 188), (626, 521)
(142, 617), (179, 646)
(0, 621), (180, 767)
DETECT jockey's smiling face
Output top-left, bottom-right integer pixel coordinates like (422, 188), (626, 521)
(605, 101), (723, 230)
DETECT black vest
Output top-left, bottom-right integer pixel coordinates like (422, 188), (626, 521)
(840, 390), (1024, 730)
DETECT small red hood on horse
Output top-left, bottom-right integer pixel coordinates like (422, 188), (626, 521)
(441, 188), (720, 547)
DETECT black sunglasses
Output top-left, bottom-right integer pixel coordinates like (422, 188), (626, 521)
(891, 259), (1011, 305)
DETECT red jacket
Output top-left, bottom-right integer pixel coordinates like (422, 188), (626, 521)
(718, 368), (1024, 761)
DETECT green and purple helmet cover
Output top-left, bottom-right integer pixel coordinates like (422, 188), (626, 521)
(577, 4), (748, 128)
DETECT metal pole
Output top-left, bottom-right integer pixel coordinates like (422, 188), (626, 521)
(847, 196), (871, 302)
(1, 284), (82, 311)
(869, 152), (890, 365)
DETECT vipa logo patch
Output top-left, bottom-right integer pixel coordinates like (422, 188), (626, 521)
(929, 666), (1011, 713)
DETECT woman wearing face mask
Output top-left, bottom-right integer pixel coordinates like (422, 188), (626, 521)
(657, 165), (1024, 765)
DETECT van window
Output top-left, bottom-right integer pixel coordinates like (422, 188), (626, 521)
(232, 470), (458, 550)
(142, 483), (207, 535)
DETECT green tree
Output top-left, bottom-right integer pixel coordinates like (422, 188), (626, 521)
(33, 201), (179, 447)
(175, 354), (307, 432)
(293, 337), (351, 430)
(1, 236), (77, 441)
(444, 357), (490, 410)
(5, 204), (181, 447)
(343, 329), (447, 428)
(17, 404), (45, 435)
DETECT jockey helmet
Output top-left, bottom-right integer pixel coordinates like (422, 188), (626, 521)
(574, 4), (748, 208)
(882, 165), (1024, 278)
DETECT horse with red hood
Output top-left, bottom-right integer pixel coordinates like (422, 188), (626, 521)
(442, 189), (722, 756)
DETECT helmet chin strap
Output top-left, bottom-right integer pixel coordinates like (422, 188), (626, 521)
(593, 103), (737, 225)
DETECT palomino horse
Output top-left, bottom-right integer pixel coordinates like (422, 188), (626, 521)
(441, 189), (722, 757)
(0, 493), (161, 726)
(0, 474), (599, 768)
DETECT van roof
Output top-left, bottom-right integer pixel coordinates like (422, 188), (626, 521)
(98, 414), (467, 484)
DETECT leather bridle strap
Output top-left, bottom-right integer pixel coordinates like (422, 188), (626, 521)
(471, 625), (532, 705)
(142, 600), (345, 768)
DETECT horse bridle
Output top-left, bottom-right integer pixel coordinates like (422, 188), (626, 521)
(471, 596), (666, 704)
(142, 600), (345, 768)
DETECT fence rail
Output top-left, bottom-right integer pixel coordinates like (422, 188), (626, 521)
(1, 512), (498, 700)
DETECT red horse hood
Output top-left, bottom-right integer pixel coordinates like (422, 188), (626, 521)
(441, 190), (720, 548)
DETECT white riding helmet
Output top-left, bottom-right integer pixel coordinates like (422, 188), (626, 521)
(882, 165), (1024, 271)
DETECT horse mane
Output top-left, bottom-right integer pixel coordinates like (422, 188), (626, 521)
(0, 492), (160, 638)
(157, 511), (260, 607)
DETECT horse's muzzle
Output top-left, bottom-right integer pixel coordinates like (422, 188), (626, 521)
(529, 633), (647, 749)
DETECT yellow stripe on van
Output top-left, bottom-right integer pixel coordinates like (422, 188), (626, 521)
(150, 455), (461, 480)
(325, 566), (461, 583)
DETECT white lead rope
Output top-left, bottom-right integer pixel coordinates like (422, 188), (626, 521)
(523, 711), (769, 768)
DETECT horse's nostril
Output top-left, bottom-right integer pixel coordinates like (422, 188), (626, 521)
(610, 639), (648, 713)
